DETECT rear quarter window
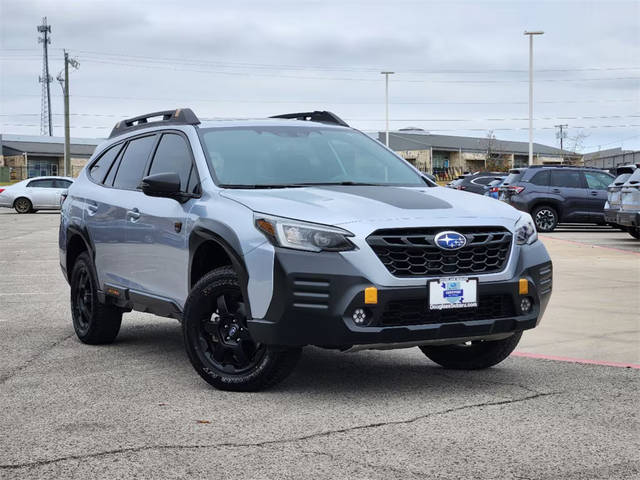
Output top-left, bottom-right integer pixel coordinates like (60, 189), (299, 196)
(89, 144), (122, 183)
(503, 172), (523, 185)
(529, 170), (550, 186)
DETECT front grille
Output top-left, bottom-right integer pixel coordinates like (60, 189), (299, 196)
(367, 227), (512, 277)
(380, 294), (515, 326)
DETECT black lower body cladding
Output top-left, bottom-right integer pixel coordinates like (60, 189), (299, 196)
(247, 246), (552, 348)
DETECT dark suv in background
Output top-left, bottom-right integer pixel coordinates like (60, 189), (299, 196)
(499, 166), (614, 232)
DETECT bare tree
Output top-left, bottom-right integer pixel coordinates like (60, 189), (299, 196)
(484, 130), (510, 172)
(564, 130), (589, 164)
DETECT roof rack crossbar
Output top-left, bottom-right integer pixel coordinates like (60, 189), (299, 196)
(270, 111), (349, 127)
(109, 108), (200, 138)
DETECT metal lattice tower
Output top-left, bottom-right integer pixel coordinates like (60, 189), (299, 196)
(37, 17), (53, 136)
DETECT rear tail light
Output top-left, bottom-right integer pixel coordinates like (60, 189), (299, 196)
(0, 188), (4, 194)
(490, 187), (499, 193)
(455, 185), (467, 190)
(508, 186), (525, 194)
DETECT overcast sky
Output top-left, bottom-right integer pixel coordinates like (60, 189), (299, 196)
(1, 0), (638, 152)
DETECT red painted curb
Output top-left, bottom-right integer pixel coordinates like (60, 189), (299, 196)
(513, 351), (640, 369)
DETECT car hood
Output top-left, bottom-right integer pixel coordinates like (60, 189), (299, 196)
(220, 185), (523, 232)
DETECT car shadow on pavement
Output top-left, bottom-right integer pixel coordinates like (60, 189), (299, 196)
(111, 320), (540, 396)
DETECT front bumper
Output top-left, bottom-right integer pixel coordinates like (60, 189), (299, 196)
(617, 210), (640, 227)
(247, 244), (553, 348)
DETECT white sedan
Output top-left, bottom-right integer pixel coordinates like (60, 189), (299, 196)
(0, 176), (73, 213)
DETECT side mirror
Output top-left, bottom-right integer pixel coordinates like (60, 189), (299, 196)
(140, 172), (181, 199)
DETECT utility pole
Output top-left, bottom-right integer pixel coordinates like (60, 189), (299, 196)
(381, 71), (394, 147)
(555, 124), (568, 164)
(524, 31), (544, 165)
(37, 17), (53, 136)
(555, 124), (568, 148)
(57, 50), (79, 177)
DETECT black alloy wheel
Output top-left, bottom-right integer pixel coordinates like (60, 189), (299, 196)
(197, 289), (267, 375)
(183, 266), (301, 391)
(73, 265), (94, 336)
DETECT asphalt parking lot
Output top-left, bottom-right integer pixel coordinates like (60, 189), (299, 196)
(1, 211), (638, 479)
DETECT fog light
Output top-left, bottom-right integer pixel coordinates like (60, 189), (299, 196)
(352, 308), (368, 325)
(520, 297), (532, 313)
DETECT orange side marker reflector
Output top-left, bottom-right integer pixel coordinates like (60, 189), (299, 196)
(519, 278), (529, 295)
(364, 287), (378, 304)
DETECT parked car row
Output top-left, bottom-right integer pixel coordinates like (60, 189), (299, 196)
(0, 177), (73, 213)
(605, 164), (640, 239)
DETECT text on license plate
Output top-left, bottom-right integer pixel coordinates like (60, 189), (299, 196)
(429, 277), (478, 310)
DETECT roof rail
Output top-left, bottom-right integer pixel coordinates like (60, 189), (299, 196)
(528, 165), (604, 170)
(270, 111), (349, 127)
(109, 108), (200, 138)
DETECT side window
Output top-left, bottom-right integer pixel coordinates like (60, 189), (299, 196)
(585, 172), (612, 190)
(89, 144), (122, 183)
(54, 179), (72, 188)
(113, 135), (157, 190)
(28, 179), (56, 188)
(550, 170), (582, 189)
(147, 134), (194, 191)
(529, 170), (550, 186)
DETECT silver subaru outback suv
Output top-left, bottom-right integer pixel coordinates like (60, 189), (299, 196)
(59, 109), (552, 391)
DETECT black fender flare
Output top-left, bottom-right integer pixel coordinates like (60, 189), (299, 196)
(188, 226), (252, 319)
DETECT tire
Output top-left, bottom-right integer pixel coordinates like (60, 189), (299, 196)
(14, 197), (33, 214)
(629, 227), (640, 240)
(70, 252), (122, 344)
(183, 266), (301, 392)
(532, 205), (558, 232)
(419, 332), (523, 370)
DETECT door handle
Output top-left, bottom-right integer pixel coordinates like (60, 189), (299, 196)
(590, 191), (599, 196)
(127, 208), (141, 221)
(552, 188), (561, 193)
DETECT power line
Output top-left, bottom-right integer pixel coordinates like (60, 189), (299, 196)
(5, 92), (636, 105)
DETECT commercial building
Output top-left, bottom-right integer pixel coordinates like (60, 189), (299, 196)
(0, 134), (101, 181)
(582, 147), (640, 170)
(378, 129), (580, 178)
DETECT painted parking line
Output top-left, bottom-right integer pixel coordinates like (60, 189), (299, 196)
(513, 351), (640, 369)
(539, 235), (640, 256)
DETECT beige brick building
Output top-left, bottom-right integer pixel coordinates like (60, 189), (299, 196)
(378, 130), (581, 179)
(0, 134), (101, 181)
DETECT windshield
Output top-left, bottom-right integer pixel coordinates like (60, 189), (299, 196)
(200, 126), (425, 187)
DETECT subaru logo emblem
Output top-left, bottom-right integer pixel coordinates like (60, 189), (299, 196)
(434, 231), (467, 250)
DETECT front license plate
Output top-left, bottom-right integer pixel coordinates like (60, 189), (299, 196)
(429, 277), (478, 310)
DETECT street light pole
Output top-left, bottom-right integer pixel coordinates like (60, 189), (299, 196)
(381, 71), (394, 147)
(524, 31), (543, 166)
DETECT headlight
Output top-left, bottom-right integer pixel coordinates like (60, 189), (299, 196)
(515, 213), (538, 245)
(254, 214), (356, 252)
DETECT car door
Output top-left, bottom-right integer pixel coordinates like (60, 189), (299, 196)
(83, 142), (126, 288)
(549, 170), (588, 222)
(583, 171), (614, 222)
(123, 132), (198, 305)
(26, 178), (58, 208)
(94, 134), (158, 291)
